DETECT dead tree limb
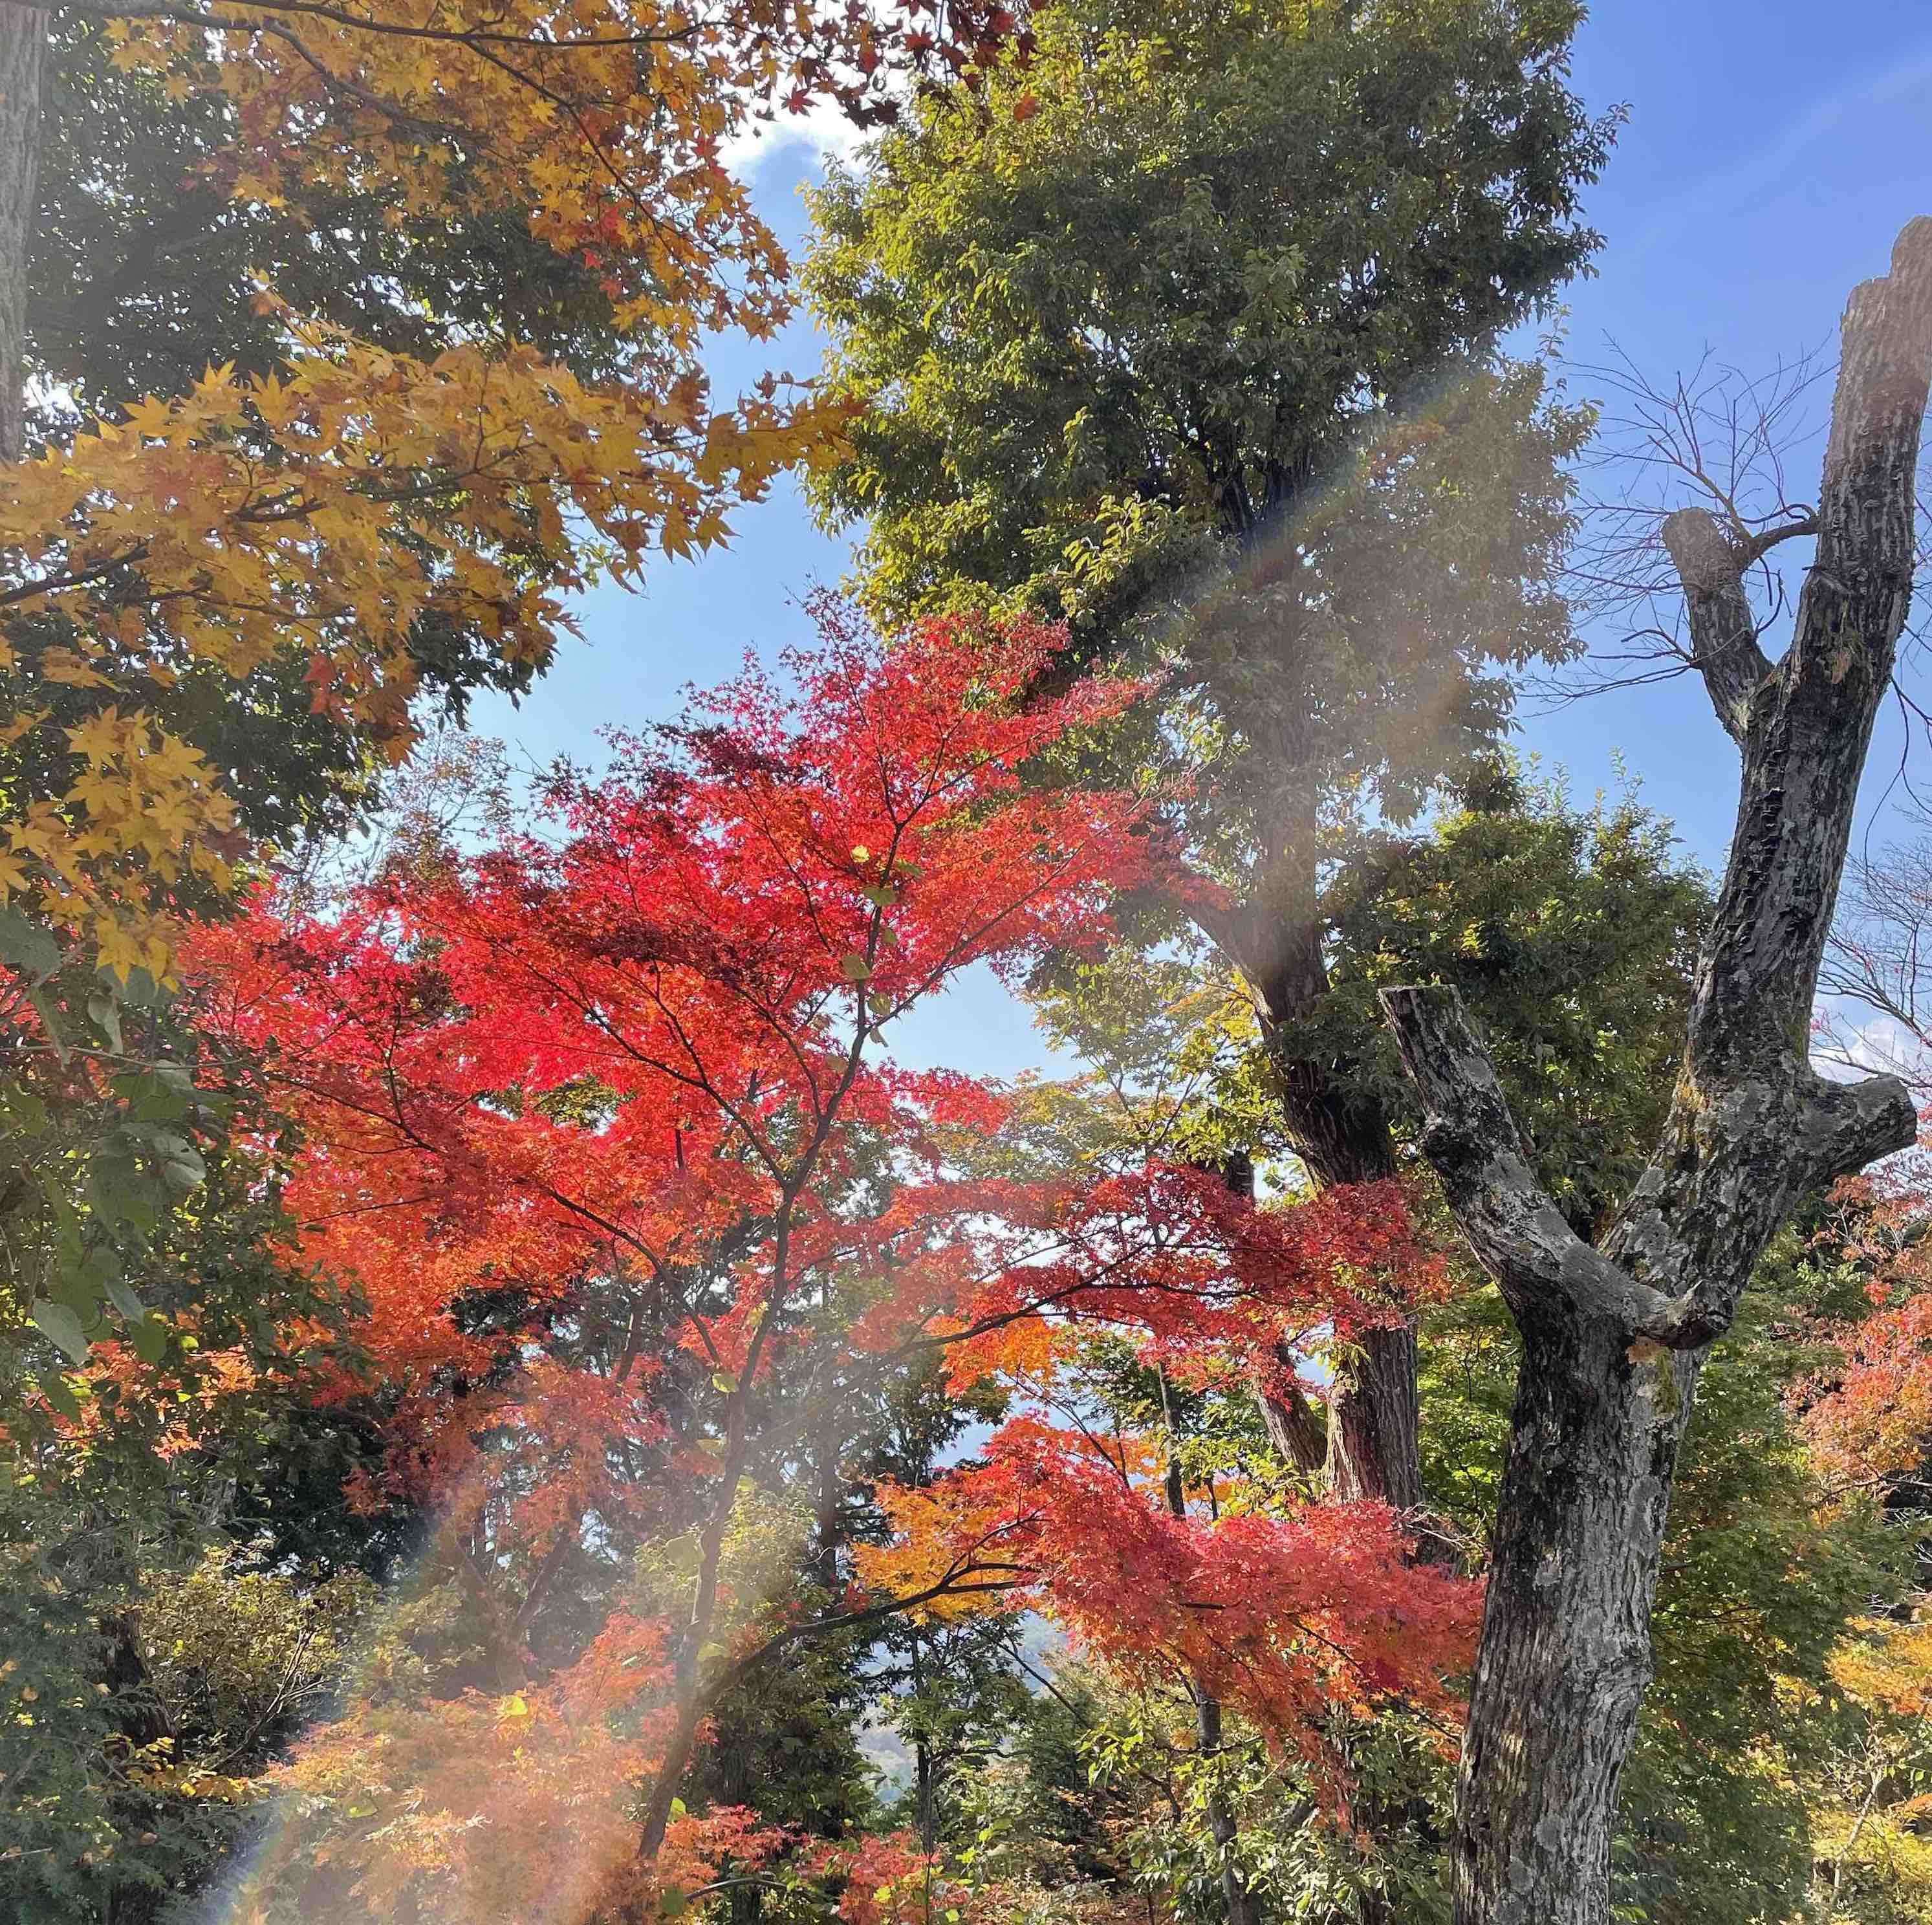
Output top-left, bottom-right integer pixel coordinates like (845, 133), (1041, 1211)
(1380, 217), (1932, 1925)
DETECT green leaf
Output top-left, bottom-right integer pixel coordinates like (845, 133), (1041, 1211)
(52, 1248), (113, 1319)
(86, 1149), (159, 1229)
(23, 987), (67, 1063)
(86, 992), (124, 1056)
(129, 1319), (169, 1367)
(151, 1132), (206, 1195)
(105, 965), (170, 1010)
(0, 910), (60, 981)
(29, 1298), (89, 1365)
(711, 1369), (737, 1395)
(660, 1889), (688, 1919)
(118, 1069), (191, 1123)
(0, 1087), (49, 1134)
(104, 1275), (148, 1327)
(838, 952), (873, 983)
(39, 1372), (80, 1420)
(47, 1185), (82, 1262)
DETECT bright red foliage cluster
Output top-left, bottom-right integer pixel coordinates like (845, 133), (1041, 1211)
(858, 1414), (1478, 1785)
(906, 1160), (1446, 1402)
(192, 604), (1160, 1503)
(172, 605), (1479, 1910)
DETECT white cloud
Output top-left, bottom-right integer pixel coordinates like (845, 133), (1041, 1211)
(1814, 1003), (1932, 1094)
(720, 96), (875, 182)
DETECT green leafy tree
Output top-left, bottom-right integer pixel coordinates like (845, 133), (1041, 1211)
(804, 0), (1617, 1502)
(1027, 767), (1708, 1497)
(1308, 759), (1711, 1239)
(0, 1137), (376, 1925)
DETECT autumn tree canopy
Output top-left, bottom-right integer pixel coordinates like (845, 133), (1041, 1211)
(0, 0), (1020, 1406)
(8, 11), (1932, 1925)
(803, 0), (1615, 1512)
(127, 607), (1473, 1919)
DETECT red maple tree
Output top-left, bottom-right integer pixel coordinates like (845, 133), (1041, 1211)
(178, 604), (1475, 1919)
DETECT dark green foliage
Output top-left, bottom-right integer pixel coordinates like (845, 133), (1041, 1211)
(690, 1638), (881, 1843)
(805, 0), (1614, 928)
(0, 1133), (376, 1925)
(1311, 760), (1711, 1236)
(806, 0), (1611, 652)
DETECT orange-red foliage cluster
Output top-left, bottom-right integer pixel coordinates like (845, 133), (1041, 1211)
(1803, 1154), (1932, 1483)
(168, 606), (1478, 1911)
(859, 1416), (1477, 1781)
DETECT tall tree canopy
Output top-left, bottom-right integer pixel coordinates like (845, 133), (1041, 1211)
(803, 0), (1615, 1505)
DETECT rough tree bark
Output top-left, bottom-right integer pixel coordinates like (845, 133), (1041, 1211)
(1379, 218), (1932, 1925)
(1200, 889), (1426, 1511)
(0, 0), (43, 463)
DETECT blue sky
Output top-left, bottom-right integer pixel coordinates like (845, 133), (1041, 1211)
(468, 1), (1932, 1076)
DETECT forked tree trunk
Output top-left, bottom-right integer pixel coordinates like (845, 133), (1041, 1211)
(0, 1), (44, 462)
(1204, 906), (1427, 1510)
(1382, 219), (1932, 1925)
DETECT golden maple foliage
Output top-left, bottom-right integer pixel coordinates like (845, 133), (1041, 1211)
(0, 0), (914, 975)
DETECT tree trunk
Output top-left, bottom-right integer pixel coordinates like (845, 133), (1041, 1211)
(100, 1615), (174, 1925)
(0, 1), (43, 463)
(1382, 219), (1932, 1925)
(1266, 1039), (1422, 1511)
(1191, 1688), (1262, 1925)
(1257, 1353), (1329, 1477)
(915, 1736), (936, 1854)
(1208, 904), (1427, 1510)
(1451, 1305), (1701, 1915)
(1327, 1317), (1421, 1509)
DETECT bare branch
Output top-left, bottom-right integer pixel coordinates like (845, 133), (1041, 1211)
(1660, 505), (1774, 742)
(1536, 343), (1856, 713)
(1378, 985), (1679, 1336)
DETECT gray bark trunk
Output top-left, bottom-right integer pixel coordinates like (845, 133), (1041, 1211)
(1191, 1688), (1262, 1925)
(1219, 901), (1426, 1510)
(1448, 1292), (1700, 1917)
(0, 1), (43, 463)
(1381, 219), (1932, 1925)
